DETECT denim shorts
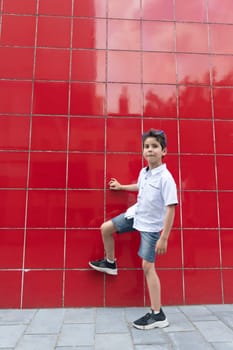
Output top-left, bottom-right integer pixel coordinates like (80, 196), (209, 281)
(112, 213), (160, 263)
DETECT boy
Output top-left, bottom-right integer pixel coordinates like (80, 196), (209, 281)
(89, 129), (178, 330)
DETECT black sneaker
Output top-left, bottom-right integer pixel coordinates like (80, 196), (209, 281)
(133, 308), (169, 330)
(89, 259), (118, 275)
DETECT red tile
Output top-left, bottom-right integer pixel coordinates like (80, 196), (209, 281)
(29, 152), (66, 188)
(108, 0), (140, 19)
(223, 269), (233, 303)
(106, 189), (138, 221)
(68, 153), (104, 188)
(23, 270), (63, 307)
(176, 23), (208, 53)
(217, 156), (233, 190)
(0, 229), (24, 268)
(142, 21), (175, 51)
(142, 0), (174, 20)
(151, 270), (183, 305)
(177, 54), (210, 85)
(0, 190), (26, 227)
(33, 82), (69, 115)
(70, 83), (105, 116)
(114, 232), (141, 268)
(180, 155), (216, 190)
(38, 0), (72, 16)
(73, 18), (106, 49)
(213, 88), (233, 119)
(143, 85), (177, 118)
(106, 153), (142, 188)
(0, 47), (34, 79)
(69, 117), (105, 151)
(184, 269), (222, 304)
(25, 229), (64, 268)
(143, 119), (179, 153)
(31, 116), (68, 151)
(3, 0), (37, 14)
(106, 118), (141, 152)
(179, 120), (214, 153)
(179, 86), (212, 118)
(107, 84), (142, 116)
(74, 0), (106, 17)
(215, 121), (233, 154)
(37, 16), (71, 48)
(156, 230), (182, 268)
(72, 50), (106, 82)
(64, 270), (104, 307)
(1, 14), (36, 46)
(0, 81), (32, 114)
(219, 192), (233, 228)
(66, 230), (104, 268)
(183, 229), (220, 268)
(208, 0), (233, 23)
(0, 152), (28, 188)
(106, 270), (144, 306)
(27, 190), (65, 227)
(143, 53), (176, 84)
(35, 48), (70, 81)
(221, 230), (233, 267)
(108, 51), (141, 83)
(0, 271), (22, 308)
(0, 116), (30, 150)
(211, 55), (233, 86)
(182, 191), (218, 228)
(67, 190), (104, 228)
(175, 0), (207, 21)
(210, 24), (233, 55)
(108, 19), (140, 50)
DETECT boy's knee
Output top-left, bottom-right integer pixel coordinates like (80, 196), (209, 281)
(142, 260), (154, 274)
(100, 221), (115, 237)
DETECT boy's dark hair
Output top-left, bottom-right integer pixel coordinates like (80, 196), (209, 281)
(142, 129), (167, 150)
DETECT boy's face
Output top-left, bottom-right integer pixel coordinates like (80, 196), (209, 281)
(143, 136), (167, 169)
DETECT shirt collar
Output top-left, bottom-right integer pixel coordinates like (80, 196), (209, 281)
(145, 163), (166, 175)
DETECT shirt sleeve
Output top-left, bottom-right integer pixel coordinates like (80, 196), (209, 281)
(161, 173), (178, 206)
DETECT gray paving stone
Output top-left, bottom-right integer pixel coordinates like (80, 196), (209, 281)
(124, 307), (148, 324)
(179, 305), (218, 321)
(26, 309), (65, 334)
(131, 327), (169, 345)
(207, 305), (233, 312)
(14, 334), (57, 350)
(135, 345), (173, 350)
(55, 347), (94, 350)
(64, 308), (95, 324)
(0, 309), (36, 325)
(168, 331), (213, 350)
(194, 320), (233, 342)
(217, 312), (233, 329)
(212, 343), (233, 350)
(95, 333), (134, 350)
(163, 311), (195, 332)
(96, 308), (129, 333)
(57, 324), (95, 347)
(0, 324), (26, 347)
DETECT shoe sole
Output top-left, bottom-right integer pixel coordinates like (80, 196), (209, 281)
(89, 262), (118, 275)
(132, 319), (169, 330)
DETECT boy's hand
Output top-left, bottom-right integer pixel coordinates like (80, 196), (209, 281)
(155, 237), (168, 255)
(109, 178), (122, 190)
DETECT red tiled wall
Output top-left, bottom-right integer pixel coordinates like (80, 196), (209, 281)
(0, 0), (232, 308)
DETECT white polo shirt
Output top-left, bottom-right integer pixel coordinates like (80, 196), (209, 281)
(125, 164), (178, 232)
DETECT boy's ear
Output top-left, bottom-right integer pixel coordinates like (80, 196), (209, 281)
(162, 147), (167, 156)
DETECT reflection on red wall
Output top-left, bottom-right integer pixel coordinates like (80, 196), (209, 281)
(0, 0), (232, 308)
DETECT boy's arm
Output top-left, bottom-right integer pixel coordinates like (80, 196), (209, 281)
(109, 178), (138, 192)
(155, 204), (176, 255)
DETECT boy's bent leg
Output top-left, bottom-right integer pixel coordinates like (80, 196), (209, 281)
(89, 220), (118, 275)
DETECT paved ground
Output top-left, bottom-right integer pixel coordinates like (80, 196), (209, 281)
(0, 304), (232, 349)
